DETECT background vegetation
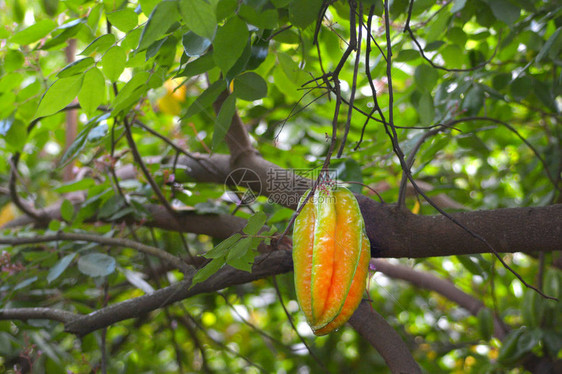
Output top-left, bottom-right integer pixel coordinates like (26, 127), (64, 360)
(0, 0), (561, 372)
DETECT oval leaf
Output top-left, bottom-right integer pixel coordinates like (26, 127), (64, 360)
(179, 0), (216, 40)
(233, 72), (267, 101)
(213, 16), (249, 74)
(78, 253), (116, 277)
(101, 46), (127, 82)
(34, 75), (84, 119)
(78, 67), (106, 117)
(47, 253), (76, 283)
(138, 0), (180, 50)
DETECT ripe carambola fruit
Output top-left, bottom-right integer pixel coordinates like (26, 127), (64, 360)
(293, 186), (370, 336)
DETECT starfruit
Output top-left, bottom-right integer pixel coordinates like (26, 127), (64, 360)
(293, 185), (370, 335)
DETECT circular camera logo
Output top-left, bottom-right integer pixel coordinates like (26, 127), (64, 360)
(224, 168), (262, 205)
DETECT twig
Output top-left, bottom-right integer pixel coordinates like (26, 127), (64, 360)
(271, 276), (330, 374)
(337, 3), (362, 158)
(404, 0), (501, 72)
(123, 115), (177, 217)
(8, 154), (47, 223)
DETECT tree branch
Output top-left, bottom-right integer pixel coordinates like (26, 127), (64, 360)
(0, 307), (78, 324)
(64, 250), (293, 336)
(348, 301), (421, 374)
(372, 259), (508, 339)
(212, 90), (257, 162)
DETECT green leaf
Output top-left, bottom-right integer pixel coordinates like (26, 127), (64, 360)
(78, 67), (106, 117)
(213, 16), (249, 74)
(426, 10), (450, 41)
(536, 28), (562, 63)
(414, 64), (439, 92)
(138, 0), (180, 50)
(182, 80), (226, 120)
(416, 92), (434, 125)
(177, 52), (216, 77)
(477, 308), (494, 341)
(10, 19), (56, 45)
(14, 276), (38, 290)
(487, 0), (520, 25)
(112, 71), (150, 114)
(4, 50), (24, 73)
(47, 253), (76, 284)
(87, 123), (108, 142)
(78, 253), (116, 277)
(227, 245), (256, 272)
(101, 46), (127, 82)
(179, 0), (217, 40)
(462, 85), (484, 115)
(216, 0), (238, 21)
(80, 34), (116, 56)
(41, 18), (86, 50)
(425, 40), (445, 51)
(522, 289), (544, 328)
(107, 8), (138, 32)
(498, 329), (524, 363)
(205, 233), (242, 259)
(243, 211), (267, 235)
(35, 75), (83, 119)
(57, 57), (94, 78)
(213, 94), (236, 150)
(233, 72), (268, 101)
(3, 119), (27, 152)
(331, 158), (363, 193)
(59, 113), (110, 167)
(194, 201), (230, 215)
(239, 5), (279, 29)
(191, 257), (226, 287)
(60, 199), (75, 222)
(289, 0), (322, 29)
(456, 254), (485, 276)
(544, 269), (561, 299)
(510, 76), (533, 101)
(48, 219), (61, 231)
(54, 178), (97, 193)
(450, 0), (466, 13)
(515, 330), (540, 356)
(395, 49), (419, 62)
(139, 0), (159, 14)
(182, 31), (211, 57)
(226, 237), (252, 262)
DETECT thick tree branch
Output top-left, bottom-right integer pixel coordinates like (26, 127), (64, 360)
(348, 301), (421, 374)
(0, 307), (78, 323)
(358, 199), (562, 258)
(212, 90), (257, 162)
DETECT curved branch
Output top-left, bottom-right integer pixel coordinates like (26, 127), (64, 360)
(64, 250), (293, 336)
(0, 232), (191, 273)
(348, 301), (421, 374)
(0, 307), (78, 324)
(212, 90), (257, 162)
(372, 259), (508, 339)
(9, 154), (49, 223)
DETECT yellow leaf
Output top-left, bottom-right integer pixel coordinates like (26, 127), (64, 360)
(411, 200), (420, 214)
(0, 203), (16, 227)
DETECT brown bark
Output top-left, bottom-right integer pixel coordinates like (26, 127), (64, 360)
(349, 301), (422, 374)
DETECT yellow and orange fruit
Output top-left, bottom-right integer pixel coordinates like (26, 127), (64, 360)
(293, 185), (370, 335)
